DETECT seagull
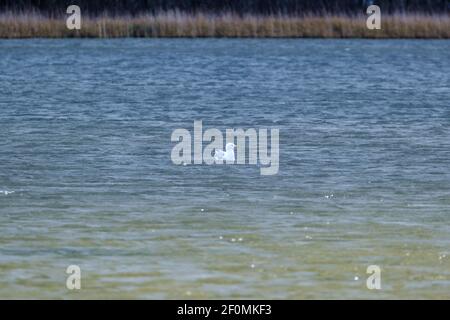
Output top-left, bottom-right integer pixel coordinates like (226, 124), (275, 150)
(214, 143), (236, 162)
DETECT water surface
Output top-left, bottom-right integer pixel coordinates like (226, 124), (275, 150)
(0, 39), (449, 299)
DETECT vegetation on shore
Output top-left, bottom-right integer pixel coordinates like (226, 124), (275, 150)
(0, 12), (449, 39)
(1, 1), (448, 38)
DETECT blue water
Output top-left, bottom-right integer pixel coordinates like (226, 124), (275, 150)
(0, 39), (449, 299)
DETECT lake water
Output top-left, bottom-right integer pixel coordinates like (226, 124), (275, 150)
(0, 39), (449, 299)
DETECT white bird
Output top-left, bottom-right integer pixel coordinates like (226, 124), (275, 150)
(214, 143), (236, 162)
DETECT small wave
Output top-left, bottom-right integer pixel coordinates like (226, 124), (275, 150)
(0, 190), (15, 196)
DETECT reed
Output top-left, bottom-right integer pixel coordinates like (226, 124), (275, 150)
(0, 11), (449, 38)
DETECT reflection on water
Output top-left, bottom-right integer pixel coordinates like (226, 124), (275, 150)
(0, 39), (449, 299)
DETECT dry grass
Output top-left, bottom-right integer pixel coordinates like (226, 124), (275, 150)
(0, 11), (449, 38)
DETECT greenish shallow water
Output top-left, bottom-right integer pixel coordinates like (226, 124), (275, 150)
(0, 39), (449, 299)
